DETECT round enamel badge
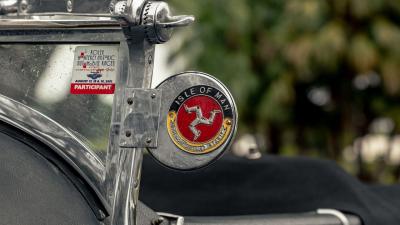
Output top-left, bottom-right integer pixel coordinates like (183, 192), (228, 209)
(150, 72), (237, 170)
(167, 85), (234, 154)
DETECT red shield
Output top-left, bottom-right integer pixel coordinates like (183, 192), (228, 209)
(176, 95), (224, 143)
(167, 85), (234, 154)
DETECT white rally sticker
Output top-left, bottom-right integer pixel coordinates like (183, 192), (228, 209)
(70, 46), (119, 95)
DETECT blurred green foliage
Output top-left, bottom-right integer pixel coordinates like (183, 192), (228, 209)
(169, 0), (400, 183)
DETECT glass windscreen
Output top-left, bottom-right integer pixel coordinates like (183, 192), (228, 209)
(0, 44), (117, 161)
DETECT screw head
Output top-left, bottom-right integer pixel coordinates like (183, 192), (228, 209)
(133, 178), (140, 188)
(67, 0), (73, 12)
(109, 2), (115, 13)
(127, 97), (134, 105)
(113, 1), (127, 15)
(20, 0), (28, 11)
(97, 210), (106, 220)
(151, 217), (165, 225)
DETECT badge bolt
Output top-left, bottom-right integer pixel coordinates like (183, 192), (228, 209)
(146, 137), (152, 144)
(97, 209), (106, 220)
(20, 0), (28, 11)
(151, 217), (165, 225)
(127, 97), (134, 105)
(134, 178), (140, 188)
(109, 2), (115, 13)
(66, 0), (73, 12)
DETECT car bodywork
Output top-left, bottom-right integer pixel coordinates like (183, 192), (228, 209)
(0, 1), (363, 225)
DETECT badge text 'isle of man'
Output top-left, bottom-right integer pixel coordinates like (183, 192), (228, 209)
(167, 85), (234, 154)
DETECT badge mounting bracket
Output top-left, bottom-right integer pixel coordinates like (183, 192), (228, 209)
(119, 88), (162, 148)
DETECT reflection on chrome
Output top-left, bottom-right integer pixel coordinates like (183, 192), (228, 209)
(0, 94), (104, 195)
(0, 44), (113, 161)
(34, 45), (76, 104)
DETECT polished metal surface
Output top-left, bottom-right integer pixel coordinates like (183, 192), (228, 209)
(317, 209), (350, 225)
(0, 28), (124, 43)
(0, 18), (121, 28)
(119, 88), (162, 148)
(0, 43), (117, 161)
(0, 93), (107, 210)
(158, 212), (184, 225)
(151, 72), (238, 170)
(0, 0), (197, 224)
(0, 0), (18, 15)
(0, 0), (113, 15)
(111, 0), (146, 26)
(184, 213), (361, 225)
(104, 3), (161, 221)
(105, 40), (155, 225)
(142, 1), (194, 44)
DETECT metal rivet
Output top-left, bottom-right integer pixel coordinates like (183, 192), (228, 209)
(98, 210), (106, 220)
(67, 0), (73, 12)
(109, 2), (115, 13)
(125, 131), (132, 137)
(151, 93), (156, 99)
(127, 97), (133, 105)
(226, 119), (232, 126)
(146, 138), (152, 144)
(134, 178), (140, 188)
(151, 217), (165, 225)
(114, 1), (127, 15)
(20, 0), (28, 11)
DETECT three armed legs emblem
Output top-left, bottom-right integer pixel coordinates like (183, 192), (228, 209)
(184, 104), (221, 140)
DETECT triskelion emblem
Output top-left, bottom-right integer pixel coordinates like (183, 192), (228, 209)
(167, 85), (234, 154)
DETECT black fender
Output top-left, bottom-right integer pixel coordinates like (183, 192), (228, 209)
(0, 121), (104, 225)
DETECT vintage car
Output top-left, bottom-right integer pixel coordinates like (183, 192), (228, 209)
(0, 1), (398, 225)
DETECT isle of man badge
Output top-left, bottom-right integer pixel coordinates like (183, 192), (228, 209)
(167, 85), (234, 154)
(150, 72), (237, 170)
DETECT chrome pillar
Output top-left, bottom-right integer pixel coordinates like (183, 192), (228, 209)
(105, 12), (154, 225)
(105, 1), (193, 224)
(105, 39), (155, 225)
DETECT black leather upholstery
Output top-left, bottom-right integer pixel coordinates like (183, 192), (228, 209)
(141, 154), (400, 225)
(0, 127), (100, 225)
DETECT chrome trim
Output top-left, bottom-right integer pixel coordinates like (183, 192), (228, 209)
(0, 28), (125, 43)
(105, 37), (156, 225)
(123, 0), (147, 25)
(141, 1), (194, 44)
(0, 1), (194, 224)
(317, 209), (350, 225)
(0, 94), (109, 212)
(0, 0), (113, 15)
(158, 212), (184, 225)
(10, 13), (116, 17)
(0, 18), (121, 28)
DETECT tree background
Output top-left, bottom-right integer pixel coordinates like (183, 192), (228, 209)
(168, 0), (400, 184)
